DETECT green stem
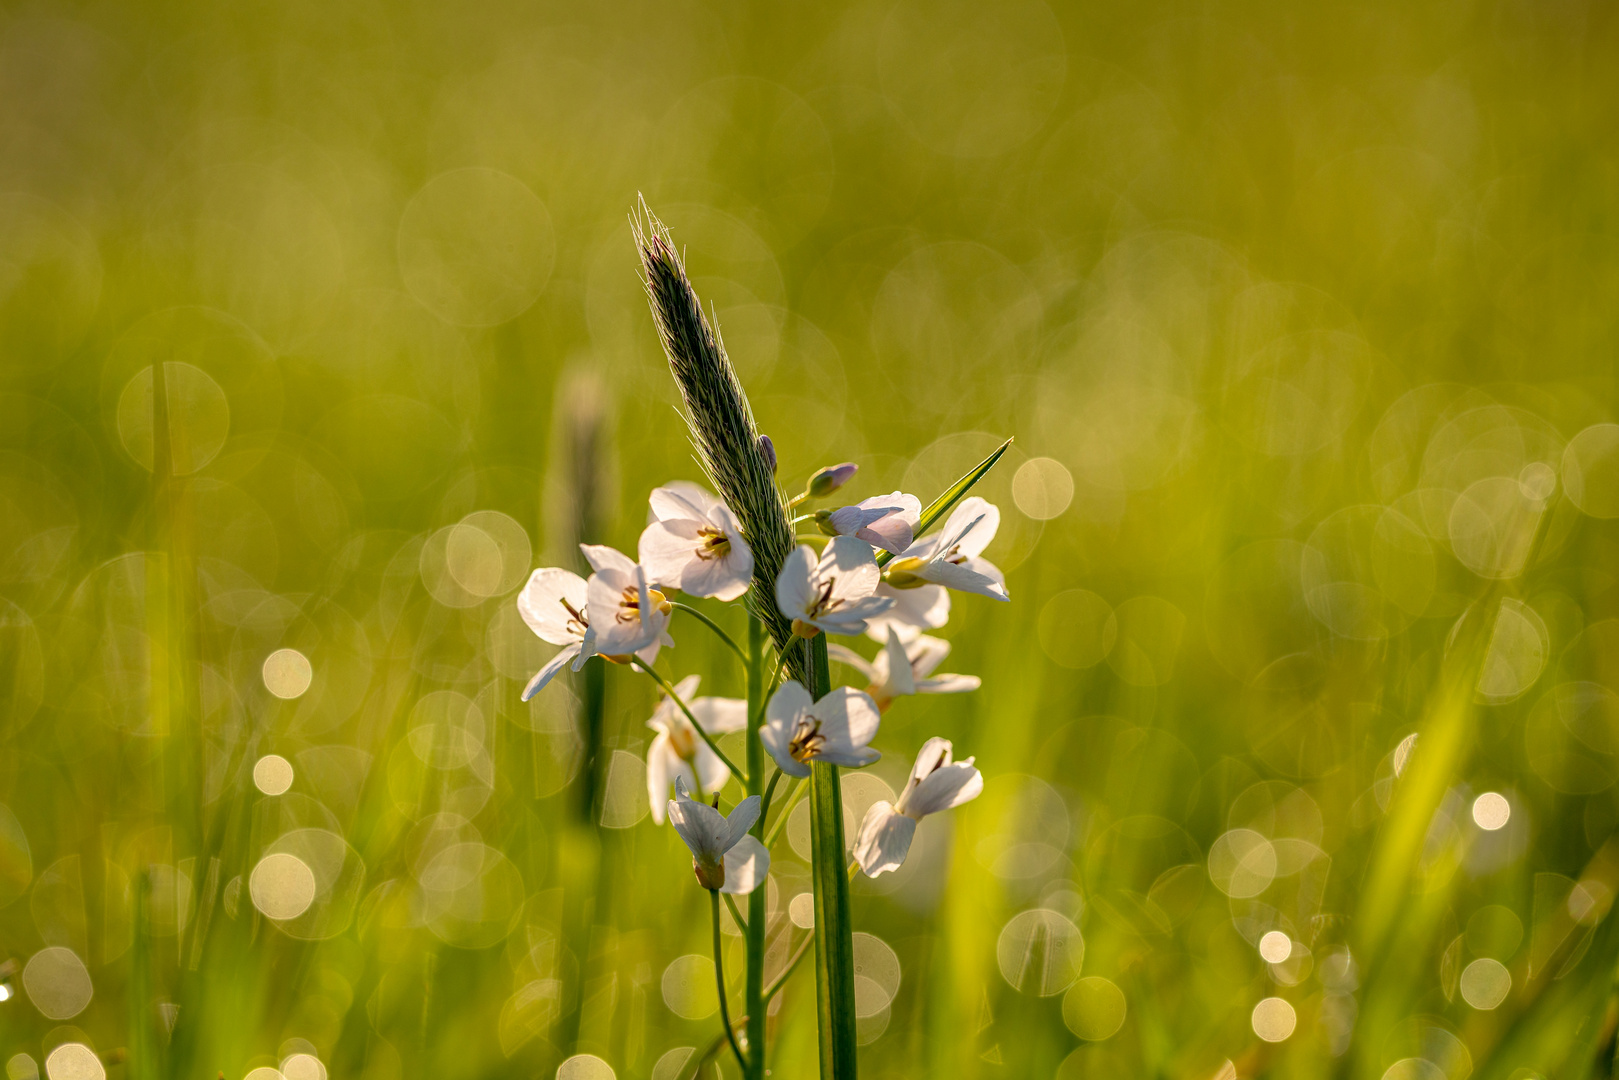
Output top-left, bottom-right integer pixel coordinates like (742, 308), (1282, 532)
(631, 659), (747, 785)
(807, 634), (859, 1079)
(711, 890), (750, 1075)
(759, 767), (783, 825)
(764, 776), (806, 848)
(875, 437), (1012, 567)
(744, 615), (767, 1080)
(671, 601), (748, 667)
(724, 892), (748, 931)
(677, 928), (820, 1080)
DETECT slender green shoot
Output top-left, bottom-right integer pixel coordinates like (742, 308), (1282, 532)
(876, 437), (1013, 567)
(631, 659), (746, 784)
(671, 601), (748, 667)
(711, 890), (750, 1075)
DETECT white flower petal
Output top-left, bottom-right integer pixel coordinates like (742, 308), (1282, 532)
(823, 536), (883, 602)
(916, 673), (981, 694)
(775, 545), (818, 621)
(825, 643), (877, 683)
(522, 642), (581, 700)
(854, 802), (916, 877)
(812, 686), (882, 756)
(580, 543), (638, 576)
(679, 547), (752, 602)
(694, 742), (732, 794)
(937, 497), (1000, 559)
(905, 760), (983, 817)
(669, 781), (731, 862)
(918, 558), (1008, 601)
(719, 834), (770, 895)
(906, 635), (951, 679)
(637, 519), (703, 590)
(865, 584), (950, 642)
(516, 568), (590, 646)
(856, 515), (916, 554)
(720, 795), (762, 852)
(760, 680), (814, 778)
(649, 482), (715, 522)
(689, 696), (748, 734)
(646, 734), (674, 825)
(882, 629), (915, 697)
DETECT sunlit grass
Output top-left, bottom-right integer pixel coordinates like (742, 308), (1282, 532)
(2, 2), (1619, 1079)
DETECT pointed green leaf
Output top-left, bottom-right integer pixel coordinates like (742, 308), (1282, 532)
(876, 437), (1013, 567)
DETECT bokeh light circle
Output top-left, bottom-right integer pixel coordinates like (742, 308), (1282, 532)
(262, 648), (313, 699)
(253, 754), (294, 795)
(398, 168), (555, 327)
(42, 1045), (102, 1080)
(1062, 976), (1126, 1040)
(1472, 792), (1511, 831)
(22, 946), (93, 1019)
(1251, 997), (1296, 1042)
(1459, 958), (1511, 1009)
(249, 852), (318, 920)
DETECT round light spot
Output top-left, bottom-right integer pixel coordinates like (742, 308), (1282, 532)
(253, 754), (294, 796)
(1207, 829), (1277, 898)
(1477, 598), (1549, 704)
(1013, 457), (1074, 520)
(788, 892), (815, 929)
(1251, 996), (1296, 1042)
(280, 1054), (326, 1080)
(996, 908), (1084, 996)
(445, 523), (505, 597)
(1459, 957), (1511, 1009)
(43, 1044), (102, 1080)
(1037, 589), (1114, 670)
(1519, 461), (1556, 501)
(249, 853), (318, 921)
(556, 1056), (614, 1080)
(22, 947), (93, 1019)
(243, 1070), (283, 1080)
(6, 1054), (38, 1080)
(1472, 792), (1511, 831)
(661, 954), (718, 1019)
(116, 361), (231, 476)
(1259, 931), (1293, 963)
(262, 649), (312, 700)
(650, 1049), (694, 1080)
(398, 168), (555, 327)
(1563, 423), (1619, 519)
(1061, 976), (1126, 1040)
(852, 933), (901, 1004)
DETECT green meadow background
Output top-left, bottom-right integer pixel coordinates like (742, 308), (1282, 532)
(3, 1), (1619, 1078)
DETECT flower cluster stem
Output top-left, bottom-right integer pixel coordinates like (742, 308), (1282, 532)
(807, 633), (860, 1079)
(744, 614), (768, 1080)
(711, 890), (749, 1075)
(631, 659), (747, 784)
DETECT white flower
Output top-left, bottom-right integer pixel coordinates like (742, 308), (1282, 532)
(775, 537), (894, 637)
(638, 481), (754, 602)
(668, 777), (769, 893)
(646, 675), (748, 823)
(882, 497), (1009, 602)
(827, 629), (980, 710)
(515, 546), (672, 701)
(819, 491), (922, 554)
(580, 543), (674, 661)
(759, 680), (881, 779)
(853, 738), (982, 877)
(863, 582), (951, 644)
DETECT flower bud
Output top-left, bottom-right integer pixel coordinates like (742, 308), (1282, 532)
(807, 462), (858, 498)
(882, 556), (929, 589)
(757, 434), (777, 475)
(813, 508), (838, 536)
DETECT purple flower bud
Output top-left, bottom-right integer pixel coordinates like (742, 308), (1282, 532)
(807, 462), (858, 498)
(757, 434), (777, 475)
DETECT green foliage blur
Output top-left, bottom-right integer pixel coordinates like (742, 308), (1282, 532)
(3, 1), (1619, 1078)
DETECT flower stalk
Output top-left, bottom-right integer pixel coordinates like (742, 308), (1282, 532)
(807, 634), (860, 1079)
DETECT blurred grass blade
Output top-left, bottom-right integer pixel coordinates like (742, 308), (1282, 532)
(129, 869), (160, 1080)
(808, 634), (859, 1078)
(876, 437), (1011, 567)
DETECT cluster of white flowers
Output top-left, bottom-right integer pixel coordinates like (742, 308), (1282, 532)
(517, 470), (1007, 887)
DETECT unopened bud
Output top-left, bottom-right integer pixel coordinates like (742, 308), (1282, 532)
(807, 462), (857, 498)
(757, 434), (777, 475)
(883, 556), (929, 589)
(813, 508), (838, 536)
